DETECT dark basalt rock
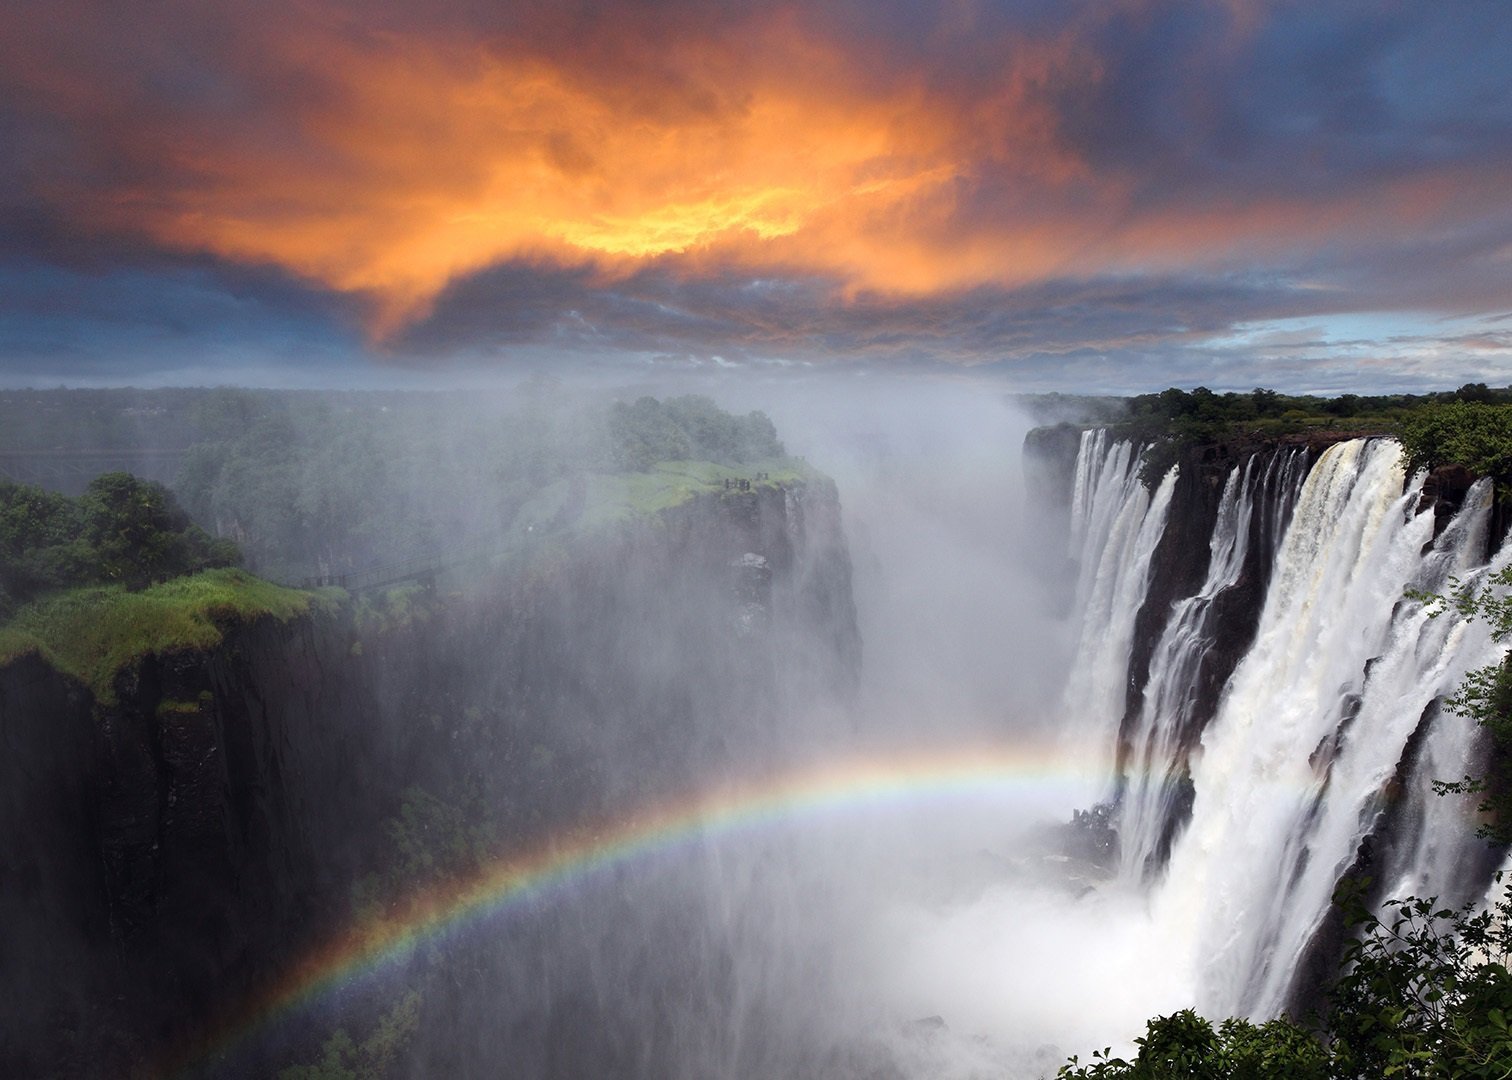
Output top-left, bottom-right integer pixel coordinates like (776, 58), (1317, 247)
(1417, 462), (1510, 559)
(1021, 423), (1086, 514)
(0, 480), (860, 1077)
(1117, 441), (1313, 769)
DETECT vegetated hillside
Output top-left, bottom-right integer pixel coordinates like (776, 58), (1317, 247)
(1027, 384), (1512, 504)
(0, 391), (817, 711)
(0, 398), (859, 1079)
(172, 387), (795, 582)
(0, 385), (803, 579)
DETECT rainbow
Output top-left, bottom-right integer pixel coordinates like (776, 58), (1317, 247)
(167, 745), (1100, 1075)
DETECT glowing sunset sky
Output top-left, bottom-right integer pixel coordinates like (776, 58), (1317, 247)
(2, 0), (1510, 389)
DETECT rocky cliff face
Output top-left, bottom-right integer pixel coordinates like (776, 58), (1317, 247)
(0, 478), (859, 1077)
(1033, 425), (1511, 1018)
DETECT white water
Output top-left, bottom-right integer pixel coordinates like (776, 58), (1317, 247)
(1065, 434), (1508, 1023)
(1116, 461), (1252, 880)
(1062, 430), (1178, 787)
(1116, 446), (1311, 882)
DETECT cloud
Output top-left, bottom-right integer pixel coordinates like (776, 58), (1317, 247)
(2, 0), (1511, 379)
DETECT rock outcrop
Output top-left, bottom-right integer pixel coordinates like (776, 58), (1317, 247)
(0, 477), (859, 1077)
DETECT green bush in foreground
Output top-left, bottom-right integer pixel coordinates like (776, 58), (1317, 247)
(1059, 889), (1512, 1079)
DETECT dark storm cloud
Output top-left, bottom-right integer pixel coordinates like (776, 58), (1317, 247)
(1, 0), (1510, 386)
(397, 258), (1338, 370)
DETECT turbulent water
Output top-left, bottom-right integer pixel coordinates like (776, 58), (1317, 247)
(1062, 432), (1508, 1023)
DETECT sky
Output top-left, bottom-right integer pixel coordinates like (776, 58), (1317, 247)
(2, 0), (1511, 393)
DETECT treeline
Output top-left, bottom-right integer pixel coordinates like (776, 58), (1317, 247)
(1080, 384), (1512, 493)
(1119, 382), (1512, 440)
(0, 473), (238, 619)
(607, 394), (783, 470)
(173, 388), (785, 581)
(0, 386), (790, 607)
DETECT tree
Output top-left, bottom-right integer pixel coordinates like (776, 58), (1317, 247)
(608, 397), (693, 470)
(608, 395), (784, 470)
(0, 480), (85, 613)
(1412, 564), (1512, 842)
(1057, 1010), (1330, 1079)
(1325, 888), (1512, 1079)
(78, 473), (237, 589)
(1397, 403), (1512, 493)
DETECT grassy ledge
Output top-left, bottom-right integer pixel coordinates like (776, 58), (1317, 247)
(0, 568), (323, 703)
(507, 458), (812, 542)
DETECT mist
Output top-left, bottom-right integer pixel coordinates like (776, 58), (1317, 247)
(331, 373), (1190, 1077)
(5, 374), (1505, 1078)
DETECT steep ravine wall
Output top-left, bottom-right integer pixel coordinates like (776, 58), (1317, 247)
(0, 479), (858, 1078)
(1025, 427), (1483, 788)
(1026, 430), (1318, 771)
(1031, 426), (1511, 1019)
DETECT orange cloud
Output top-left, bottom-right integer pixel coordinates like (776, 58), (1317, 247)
(34, 9), (1103, 334)
(11, 0), (1511, 343)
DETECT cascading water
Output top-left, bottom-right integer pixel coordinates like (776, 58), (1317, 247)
(1063, 432), (1509, 1023)
(1062, 430), (1178, 783)
(1115, 450), (1307, 882)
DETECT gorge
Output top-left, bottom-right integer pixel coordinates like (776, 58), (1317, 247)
(1, 386), (1508, 1078)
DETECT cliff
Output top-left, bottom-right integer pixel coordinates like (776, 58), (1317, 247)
(1024, 426), (1469, 873)
(1033, 423), (1512, 1017)
(0, 474), (859, 1077)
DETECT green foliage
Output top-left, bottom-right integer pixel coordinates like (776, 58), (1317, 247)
(1411, 564), (1512, 842)
(0, 473), (237, 617)
(1059, 888), (1512, 1079)
(171, 387), (792, 581)
(1058, 1009), (1330, 1079)
(0, 480), (86, 611)
(1101, 385), (1512, 490)
(508, 459), (810, 542)
(278, 991), (422, 1080)
(0, 568), (315, 701)
(79, 472), (238, 589)
(386, 785), (495, 882)
(1398, 403), (1512, 491)
(1326, 887), (1512, 1079)
(608, 395), (784, 471)
(350, 781), (503, 925)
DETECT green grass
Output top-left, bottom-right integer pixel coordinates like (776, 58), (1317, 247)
(508, 457), (812, 542)
(0, 568), (322, 702)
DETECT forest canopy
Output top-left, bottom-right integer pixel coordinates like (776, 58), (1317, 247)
(0, 387), (791, 587)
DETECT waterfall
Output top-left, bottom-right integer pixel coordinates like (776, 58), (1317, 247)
(1063, 433), (1508, 1021)
(1116, 449), (1308, 881)
(1062, 429), (1177, 785)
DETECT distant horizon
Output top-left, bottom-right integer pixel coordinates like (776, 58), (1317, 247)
(0, 370), (1505, 399)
